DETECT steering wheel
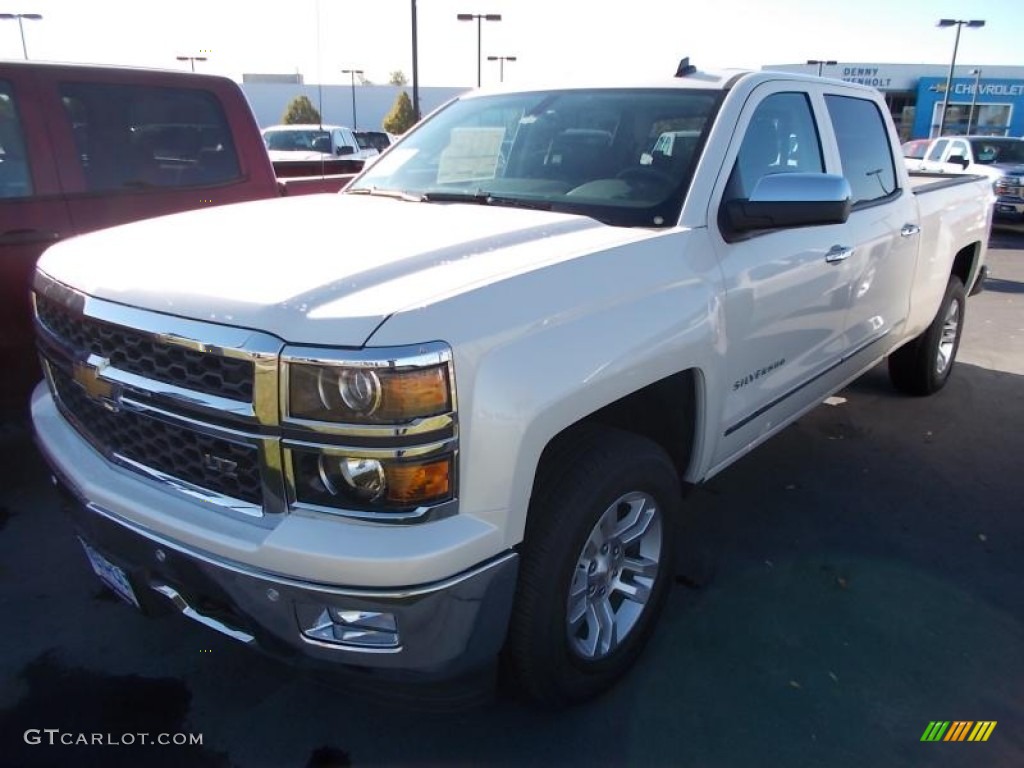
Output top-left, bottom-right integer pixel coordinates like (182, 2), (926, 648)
(615, 166), (676, 189)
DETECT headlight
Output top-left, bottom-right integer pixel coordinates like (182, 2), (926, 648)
(289, 362), (450, 424)
(282, 343), (458, 519)
(292, 449), (454, 512)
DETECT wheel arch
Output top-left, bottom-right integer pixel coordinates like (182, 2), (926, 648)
(951, 240), (982, 294)
(525, 368), (702, 538)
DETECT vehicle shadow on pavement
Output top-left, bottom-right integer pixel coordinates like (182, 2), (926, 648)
(1, 362), (1021, 767)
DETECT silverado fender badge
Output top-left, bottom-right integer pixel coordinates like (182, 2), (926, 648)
(72, 357), (122, 412)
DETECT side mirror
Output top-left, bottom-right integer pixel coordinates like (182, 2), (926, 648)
(722, 173), (852, 235)
(336, 145), (355, 156)
(947, 154), (969, 168)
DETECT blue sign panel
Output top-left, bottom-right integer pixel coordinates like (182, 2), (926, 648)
(914, 76), (1024, 138)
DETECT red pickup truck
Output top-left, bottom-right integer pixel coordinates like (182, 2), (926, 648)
(0, 61), (351, 410)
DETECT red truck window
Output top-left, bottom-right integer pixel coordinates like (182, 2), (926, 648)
(0, 81), (33, 198)
(58, 82), (241, 192)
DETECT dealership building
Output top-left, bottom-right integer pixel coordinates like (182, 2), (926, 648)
(766, 62), (1024, 140)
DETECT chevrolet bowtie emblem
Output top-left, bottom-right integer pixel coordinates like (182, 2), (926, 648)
(72, 357), (122, 411)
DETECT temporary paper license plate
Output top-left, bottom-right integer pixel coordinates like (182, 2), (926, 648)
(80, 539), (139, 608)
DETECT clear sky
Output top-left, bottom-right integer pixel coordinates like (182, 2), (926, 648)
(1, 0), (1021, 87)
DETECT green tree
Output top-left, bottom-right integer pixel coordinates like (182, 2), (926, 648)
(388, 70), (409, 86)
(382, 91), (416, 134)
(281, 95), (322, 124)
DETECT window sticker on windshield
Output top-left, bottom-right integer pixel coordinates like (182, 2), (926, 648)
(437, 127), (505, 184)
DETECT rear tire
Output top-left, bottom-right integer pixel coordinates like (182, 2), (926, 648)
(504, 425), (680, 707)
(888, 275), (966, 396)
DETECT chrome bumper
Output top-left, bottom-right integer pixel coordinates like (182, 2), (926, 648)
(49, 464), (518, 683)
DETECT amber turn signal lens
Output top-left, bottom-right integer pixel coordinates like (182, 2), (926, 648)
(384, 458), (452, 505)
(378, 366), (450, 421)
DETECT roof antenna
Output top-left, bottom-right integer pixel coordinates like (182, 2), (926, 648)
(674, 57), (697, 77)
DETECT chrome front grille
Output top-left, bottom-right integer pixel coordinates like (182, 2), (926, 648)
(34, 272), (285, 519)
(32, 271), (456, 525)
(36, 294), (254, 402)
(50, 366), (263, 504)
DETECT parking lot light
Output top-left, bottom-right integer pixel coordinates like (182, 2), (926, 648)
(486, 55), (517, 83)
(457, 12), (502, 88)
(342, 68), (364, 130)
(806, 59), (837, 77)
(0, 12), (42, 60)
(175, 55), (208, 73)
(936, 19), (985, 137)
(968, 68), (982, 134)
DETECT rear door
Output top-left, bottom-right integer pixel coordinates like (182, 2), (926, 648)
(0, 68), (74, 408)
(822, 93), (918, 359)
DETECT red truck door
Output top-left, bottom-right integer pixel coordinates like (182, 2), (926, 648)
(0, 68), (74, 410)
(38, 67), (279, 236)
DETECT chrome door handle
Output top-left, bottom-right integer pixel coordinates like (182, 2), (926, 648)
(901, 224), (921, 238)
(825, 245), (853, 264)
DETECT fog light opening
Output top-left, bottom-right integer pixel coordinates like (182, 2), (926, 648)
(301, 607), (400, 649)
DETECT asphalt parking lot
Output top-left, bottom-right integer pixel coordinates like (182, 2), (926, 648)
(1, 230), (1022, 768)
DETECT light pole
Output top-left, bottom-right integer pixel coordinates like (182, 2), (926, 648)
(806, 59), (836, 77)
(967, 68), (982, 134)
(175, 55), (208, 73)
(936, 19), (984, 137)
(411, 0), (421, 120)
(486, 55), (516, 83)
(342, 68), (363, 129)
(456, 12), (501, 88)
(0, 12), (42, 60)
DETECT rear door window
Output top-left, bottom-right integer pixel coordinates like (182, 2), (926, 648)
(0, 81), (33, 198)
(824, 95), (898, 206)
(59, 82), (241, 191)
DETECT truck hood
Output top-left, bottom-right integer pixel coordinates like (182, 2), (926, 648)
(988, 162), (1024, 177)
(37, 194), (655, 346)
(971, 162), (1024, 179)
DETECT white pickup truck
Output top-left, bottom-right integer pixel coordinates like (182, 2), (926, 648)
(31, 68), (993, 706)
(904, 134), (1024, 222)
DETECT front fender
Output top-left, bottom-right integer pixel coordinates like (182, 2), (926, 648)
(370, 228), (723, 550)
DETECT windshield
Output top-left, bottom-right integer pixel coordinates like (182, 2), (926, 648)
(264, 129), (331, 152)
(969, 138), (1024, 165)
(355, 131), (390, 152)
(347, 88), (720, 228)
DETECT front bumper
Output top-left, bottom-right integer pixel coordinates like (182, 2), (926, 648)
(50, 466), (518, 682)
(993, 198), (1024, 219)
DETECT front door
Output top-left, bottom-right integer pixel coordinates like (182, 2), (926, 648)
(708, 86), (856, 468)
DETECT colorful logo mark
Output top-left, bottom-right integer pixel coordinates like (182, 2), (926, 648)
(921, 721), (997, 742)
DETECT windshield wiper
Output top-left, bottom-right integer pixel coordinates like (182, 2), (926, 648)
(347, 187), (424, 202)
(348, 186), (554, 212)
(419, 190), (554, 211)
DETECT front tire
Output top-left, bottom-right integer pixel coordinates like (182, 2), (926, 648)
(504, 425), (681, 707)
(888, 275), (966, 396)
